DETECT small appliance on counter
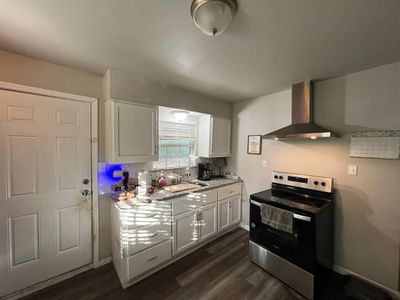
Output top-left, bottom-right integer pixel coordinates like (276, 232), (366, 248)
(138, 170), (152, 196)
(197, 163), (213, 180)
(111, 171), (139, 202)
(249, 171), (334, 299)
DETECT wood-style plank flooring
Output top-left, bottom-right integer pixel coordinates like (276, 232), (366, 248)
(24, 228), (306, 300)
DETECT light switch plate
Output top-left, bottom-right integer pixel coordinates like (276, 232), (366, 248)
(348, 165), (358, 176)
(262, 160), (267, 168)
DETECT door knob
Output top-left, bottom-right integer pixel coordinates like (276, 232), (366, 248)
(82, 178), (90, 185)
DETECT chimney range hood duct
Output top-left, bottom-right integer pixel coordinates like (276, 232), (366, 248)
(263, 81), (340, 140)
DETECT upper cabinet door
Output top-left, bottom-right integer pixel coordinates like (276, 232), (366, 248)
(106, 99), (158, 163)
(210, 117), (231, 157)
(198, 115), (231, 158)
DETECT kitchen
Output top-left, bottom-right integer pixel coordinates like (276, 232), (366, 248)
(0, 1), (399, 300)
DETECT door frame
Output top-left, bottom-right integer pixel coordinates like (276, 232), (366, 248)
(0, 80), (101, 270)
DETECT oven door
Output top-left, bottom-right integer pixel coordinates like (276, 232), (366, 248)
(249, 200), (316, 272)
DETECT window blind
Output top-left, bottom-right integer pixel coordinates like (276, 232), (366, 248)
(153, 121), (197, 169)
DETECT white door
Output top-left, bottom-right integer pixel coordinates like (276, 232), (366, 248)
(0, 90), (92, 297)
(173, 211), (199, 255)
(199, 204), (217, 240)
(218, 199), (230, 231)
(211, 117), (231, 157)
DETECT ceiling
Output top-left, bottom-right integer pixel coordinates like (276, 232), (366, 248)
(0, 0), (399, 102)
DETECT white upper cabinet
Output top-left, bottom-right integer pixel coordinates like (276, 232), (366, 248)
(105, 99), (158, 163)
(198, 115), (231, 158)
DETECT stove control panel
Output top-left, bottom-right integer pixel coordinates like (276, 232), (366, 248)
(272, 171), (333, 193)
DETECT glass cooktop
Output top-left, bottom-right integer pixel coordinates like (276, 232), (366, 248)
(250, 189), (331, 214)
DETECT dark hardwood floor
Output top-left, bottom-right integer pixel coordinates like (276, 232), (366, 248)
(23, 228), (306, 300)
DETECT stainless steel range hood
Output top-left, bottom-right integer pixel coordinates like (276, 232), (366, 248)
(263, 81), (340, 140)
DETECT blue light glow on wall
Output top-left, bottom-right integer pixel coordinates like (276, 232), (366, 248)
(98, 163), (124, 194)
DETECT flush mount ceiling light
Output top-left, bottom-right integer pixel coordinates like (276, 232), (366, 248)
(191, 0), (237, 36)
(172, 110), (189, 122)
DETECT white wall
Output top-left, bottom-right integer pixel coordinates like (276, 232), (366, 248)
(228, 62), (400, 291)
(103, 69), (232, 117)
(0, 50), (103, 98)
(0, 50), (233, 263)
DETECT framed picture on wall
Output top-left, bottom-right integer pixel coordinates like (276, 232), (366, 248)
(247, 135), (262, 154)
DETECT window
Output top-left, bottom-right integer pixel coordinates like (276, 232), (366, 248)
(152, 121), (197, 169)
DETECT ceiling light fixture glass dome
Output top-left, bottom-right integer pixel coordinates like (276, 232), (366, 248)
(191, 0), (237, 36)
(172, 110), (189, 122)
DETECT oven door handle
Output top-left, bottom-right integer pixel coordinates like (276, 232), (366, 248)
(293, 214), (311, 222)
(250, 200), (311, 222)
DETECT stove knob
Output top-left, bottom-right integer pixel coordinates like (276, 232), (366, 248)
(274, 175), (278, 179)
(321, 182), (326, 187)
(251, 222), (256, 229)
(279, 176), (283, 180)
(314, 181), (319, 185)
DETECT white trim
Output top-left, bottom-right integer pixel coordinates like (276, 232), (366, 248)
(90, 101), (100, 268)
(97, 256), (112, 267)
(333, 264), (400, 299)
(3, 264), (92, 300)
(0, 80), (101, 291)
(239, 223), (249, 231)
(0, 80), (96, 103)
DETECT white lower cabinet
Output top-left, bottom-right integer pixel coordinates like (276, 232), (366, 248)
(218, 194), (241, 231)
(127, 239), (171, 281)
(112, 182), (241, 288)
(218, 198), (230, 231)
(230, 194), (241, 224)
(173, 210), (199, 255)
(111, 202), (172, 288)
(199, 203), (218, 241)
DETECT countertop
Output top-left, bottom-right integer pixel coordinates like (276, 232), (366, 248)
(113, 177), (242, 207)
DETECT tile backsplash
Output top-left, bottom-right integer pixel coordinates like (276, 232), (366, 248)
(98, 157), (226, 195)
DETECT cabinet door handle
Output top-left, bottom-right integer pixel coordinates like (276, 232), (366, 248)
(147, 256), (158, 262)
(148, 233), (158, 239)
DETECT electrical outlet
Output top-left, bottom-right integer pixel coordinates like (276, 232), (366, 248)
(348, 165), (358, 176)
(262, 160), (267, 168)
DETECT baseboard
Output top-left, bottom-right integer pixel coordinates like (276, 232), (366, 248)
(239, 223), (249, 231)
(333, 264), (400, 299)
(3, 264), (93, 300)
(96, 256), (112, 268)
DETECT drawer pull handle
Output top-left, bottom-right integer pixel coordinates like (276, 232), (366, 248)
(148, 233), (158, 238)
(147, 256), (158, 262)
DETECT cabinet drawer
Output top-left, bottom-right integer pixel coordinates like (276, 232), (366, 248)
(193, 189), (218, 206)
(127, 239), (172, 281)
(172, 189), (218, 216)
(126, 223), (172, 256)
(218, 183), (241, 200)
